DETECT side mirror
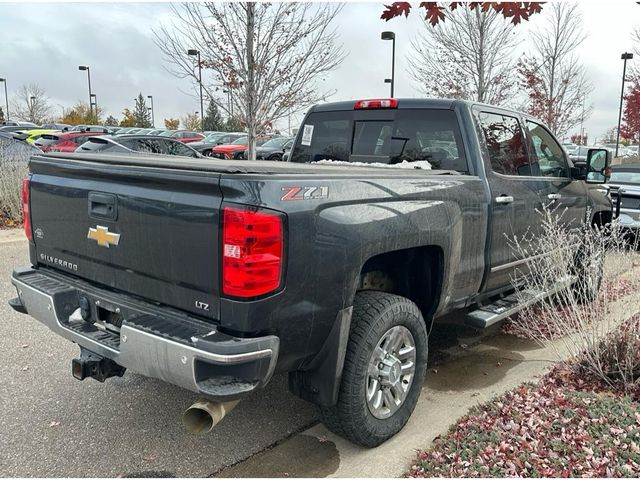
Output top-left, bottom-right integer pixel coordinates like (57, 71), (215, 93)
(585, 149), (611, 184)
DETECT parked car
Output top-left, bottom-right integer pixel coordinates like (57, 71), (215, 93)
(10, 98), (612, 449)
(1, 120), (37, 128)
(75, 135), (202, 158)
(239, 136), (293, 160)
(146, 129), (166, 136)
(159, 129), (205, 144)
(113, 127), (134, 135)
(568, 145), (591, 164)
(210, 134), (280, 159)
(126, 128), (154, 135)
(34, 131), (106, 152)
(40, 123), (71, 131)
(189, 132), (246, 157)
(14, 129), (60, 145)
(69, 125), (112, 134)
(608, 164), (640, 235)
(0, 125), (38, 133)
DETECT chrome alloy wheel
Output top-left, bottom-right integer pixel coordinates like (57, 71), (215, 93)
(366, 325), (416, 419)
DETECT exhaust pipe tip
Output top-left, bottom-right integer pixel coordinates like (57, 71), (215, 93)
(183, 399), (239, 434)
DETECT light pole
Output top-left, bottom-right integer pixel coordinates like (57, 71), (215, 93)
(147, 95), (155, 127)
(78, 65), (93, 118)
(188, 49), (204, 131)
(29, 96), (36, 123)
(0, 78), (8, 121)
(616, 52), (634, 158)
(90, 93), (97, 122)
(57, 104), (65, 120)
(381, 31), (396, 97)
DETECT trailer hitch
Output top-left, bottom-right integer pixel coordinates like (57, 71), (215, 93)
(72, 347), (126, 382)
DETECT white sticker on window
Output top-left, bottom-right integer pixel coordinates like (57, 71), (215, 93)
(301, 124), (314, 146)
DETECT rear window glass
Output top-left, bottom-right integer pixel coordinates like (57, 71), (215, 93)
(35, 135), (60, 145)
(76, 138), (109, 151)
(290, 109), (467, 172)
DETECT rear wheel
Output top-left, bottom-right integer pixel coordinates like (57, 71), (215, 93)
(203, 149), (214, 157)
(319, 291), (428, 447)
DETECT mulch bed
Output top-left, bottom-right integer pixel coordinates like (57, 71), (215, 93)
(0, 211), (21, 229)
(407, 364), (640, 477)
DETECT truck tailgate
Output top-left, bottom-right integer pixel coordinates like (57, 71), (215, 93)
(28, 156), (222, 320)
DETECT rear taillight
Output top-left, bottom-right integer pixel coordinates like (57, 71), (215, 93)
(22, 177), (32, 241)
(222, 205), (285, 298)
(354, 98), (398, 110)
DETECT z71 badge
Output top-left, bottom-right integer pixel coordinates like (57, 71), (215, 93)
(281, 186), (329, 201)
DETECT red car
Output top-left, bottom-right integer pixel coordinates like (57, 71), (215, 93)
(159, 130), (205, 144)
(210, 135), (280, 159)
(34, 132), (106, 153)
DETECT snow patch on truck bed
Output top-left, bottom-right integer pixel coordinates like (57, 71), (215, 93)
(312, 159), (432, 170)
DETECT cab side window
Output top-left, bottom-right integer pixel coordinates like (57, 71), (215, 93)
(478, 112), (531, 176)
(526, 121), (569, 178)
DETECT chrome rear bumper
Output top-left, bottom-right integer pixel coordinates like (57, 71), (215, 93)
(11, 266), (279, 400)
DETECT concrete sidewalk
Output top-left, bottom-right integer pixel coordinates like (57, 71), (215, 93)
(0, 228), (25, 244)
(217, 265), (640, 478)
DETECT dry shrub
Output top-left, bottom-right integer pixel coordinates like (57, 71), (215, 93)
(0, 139), (31, 223)
(506, 205), (640, 391)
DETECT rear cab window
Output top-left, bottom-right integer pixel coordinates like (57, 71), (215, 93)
(290, 108), (468, 173)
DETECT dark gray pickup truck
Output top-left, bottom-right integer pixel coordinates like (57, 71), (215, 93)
(10, 98), (612, 447)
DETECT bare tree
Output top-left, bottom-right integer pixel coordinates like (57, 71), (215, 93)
(518, 3), (593, 139)
(10, 83), (52, 124)
(154, 2), (345, 160)
(407, 7), (519, 105)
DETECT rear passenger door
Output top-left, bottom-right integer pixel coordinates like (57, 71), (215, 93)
(475, 110), (546, 292)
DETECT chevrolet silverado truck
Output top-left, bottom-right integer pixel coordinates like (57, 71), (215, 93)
(9, 98), (612, 447)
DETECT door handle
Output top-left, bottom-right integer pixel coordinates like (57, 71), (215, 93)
(495, 195), (514, 204)
(547, 193), (562, 200)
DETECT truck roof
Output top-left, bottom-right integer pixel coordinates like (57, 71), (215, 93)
(311, 97), (530, 119)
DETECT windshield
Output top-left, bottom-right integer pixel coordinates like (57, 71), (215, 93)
(261, 137), (289, 148)
(159, 130), (175, 137)
(205, 133), (224, 142)
(290, 109), (467, 172)
(231, 137), (249, 145)
(610, 171), (640, 184)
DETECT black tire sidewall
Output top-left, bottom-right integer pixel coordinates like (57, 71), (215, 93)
(339, 294), (428, 446)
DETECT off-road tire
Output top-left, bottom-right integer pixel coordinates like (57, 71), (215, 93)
(319, 291), (428, 447)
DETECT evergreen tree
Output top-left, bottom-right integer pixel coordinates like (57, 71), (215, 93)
(104, 115), (119, 127)
(0, 106), (4, 123)
(133, 93), (152, 128)
(203, 101), (224, 131)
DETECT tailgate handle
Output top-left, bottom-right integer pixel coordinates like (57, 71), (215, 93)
(88, 192), (118, 221)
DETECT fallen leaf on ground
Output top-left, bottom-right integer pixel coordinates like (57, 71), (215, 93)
(142, 452), (158, 462)
(49, 421), (60, 428)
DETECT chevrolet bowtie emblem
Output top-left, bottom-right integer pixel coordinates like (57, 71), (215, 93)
(87, 226), (121, 248)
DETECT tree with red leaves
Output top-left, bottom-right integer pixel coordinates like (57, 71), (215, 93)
(517, 3), (592, 139)
(381, 2), (544, 25)
(621, 76), (640, 144)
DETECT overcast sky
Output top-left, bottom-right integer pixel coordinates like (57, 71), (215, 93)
(1, 0), (638, 141)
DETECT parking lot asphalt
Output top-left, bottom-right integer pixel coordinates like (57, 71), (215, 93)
(0, 234), (524, 477)
(0, 238), (318, 477)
